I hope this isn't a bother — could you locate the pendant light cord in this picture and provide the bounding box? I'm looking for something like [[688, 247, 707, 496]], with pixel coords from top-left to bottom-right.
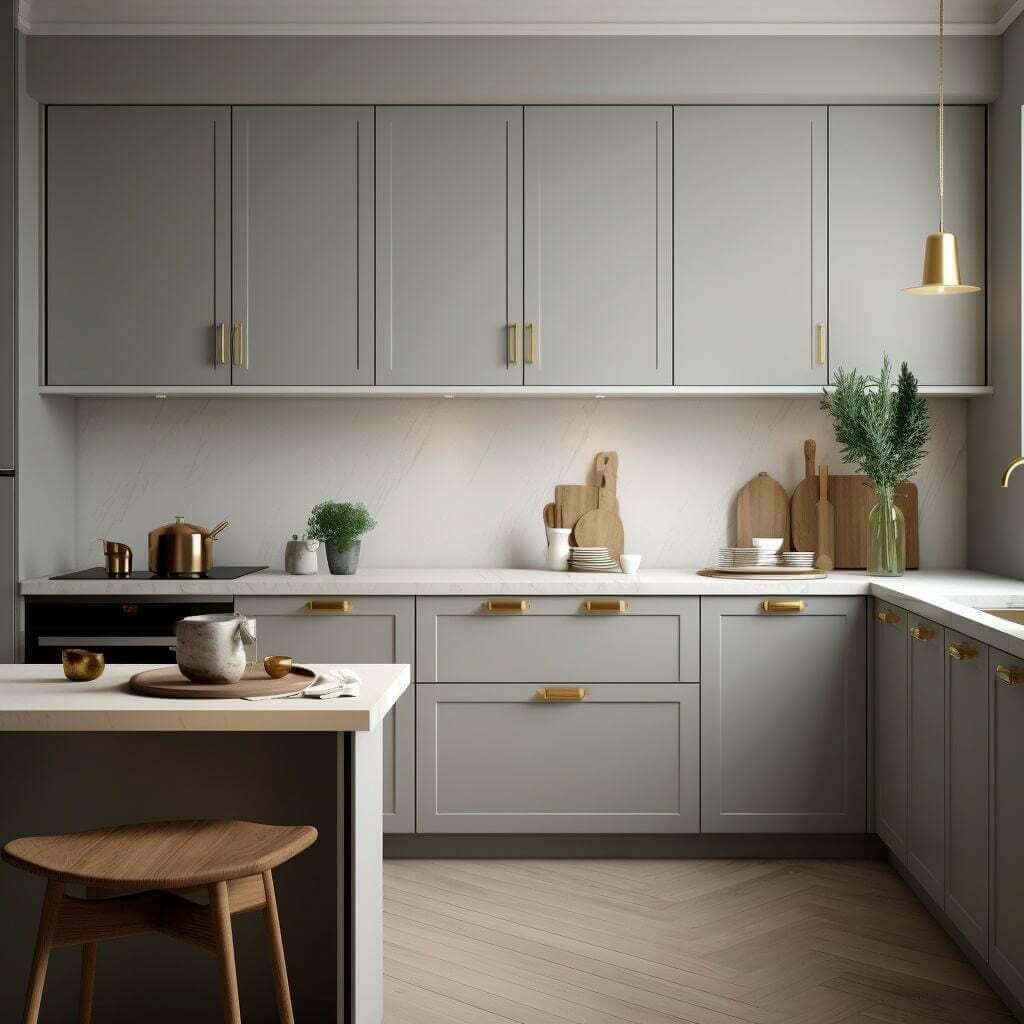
[[938, 0, 945, 232]]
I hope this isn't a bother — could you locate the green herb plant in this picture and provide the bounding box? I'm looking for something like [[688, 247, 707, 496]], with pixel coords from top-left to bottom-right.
[[306, 501, 377, 551]]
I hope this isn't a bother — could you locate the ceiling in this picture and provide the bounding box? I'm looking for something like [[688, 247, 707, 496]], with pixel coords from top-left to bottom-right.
[[17, 0, 1024, 35]]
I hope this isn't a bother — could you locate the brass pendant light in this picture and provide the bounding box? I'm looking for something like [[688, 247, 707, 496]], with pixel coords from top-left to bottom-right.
[[903, 0, 981, 295]]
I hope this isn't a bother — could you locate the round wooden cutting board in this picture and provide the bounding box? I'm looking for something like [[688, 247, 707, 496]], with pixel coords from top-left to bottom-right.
[[130, 665, 313, 700], [572, 508, 625, 560]]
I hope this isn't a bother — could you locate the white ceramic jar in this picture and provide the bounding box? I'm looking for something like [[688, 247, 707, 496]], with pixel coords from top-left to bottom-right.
[[175, 613, 257, 683]]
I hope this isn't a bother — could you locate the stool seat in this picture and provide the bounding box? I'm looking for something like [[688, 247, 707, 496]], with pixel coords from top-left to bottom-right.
[[2, 819, 317, 889]]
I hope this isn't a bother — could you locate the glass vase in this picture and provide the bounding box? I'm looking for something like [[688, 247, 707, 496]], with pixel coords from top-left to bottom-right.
[[867, 489, 906, 577]]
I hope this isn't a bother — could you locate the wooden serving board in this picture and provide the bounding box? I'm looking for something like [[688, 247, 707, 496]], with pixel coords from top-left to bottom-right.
[[789, 440, 817, 552], [736, 472, 789, 549], [831, 477, 919, 569], [572, 508, 625, 560], [555, 484, 599, 533], [130, 665, 314, 700]]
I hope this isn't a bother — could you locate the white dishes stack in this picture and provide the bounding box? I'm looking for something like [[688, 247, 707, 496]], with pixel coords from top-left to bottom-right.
[[782, 551, 817, 570], [569, 547, 621, 573], [716, 547, 759, 570]]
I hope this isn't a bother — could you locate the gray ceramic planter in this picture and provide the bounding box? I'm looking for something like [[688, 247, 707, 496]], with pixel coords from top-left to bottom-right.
[[325, 539, 361, 575]]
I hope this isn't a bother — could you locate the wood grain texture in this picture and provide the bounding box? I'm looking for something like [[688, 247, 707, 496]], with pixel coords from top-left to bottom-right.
[[78, 943, 97, 1024], [384, 859, 1014, 1024], [736, 472, 789, 549], [554, 484, 599, 534], [210, 881, 242, 1024], [572, 508, 625, 560], [831, 477, 919, 569], [790, 439, 818, 552], [816, 464, 835, 571], [22, 879, 63, 1024]]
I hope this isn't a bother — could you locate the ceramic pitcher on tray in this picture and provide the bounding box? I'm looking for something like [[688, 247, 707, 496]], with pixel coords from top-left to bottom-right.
[[175, 613, 257, 683]]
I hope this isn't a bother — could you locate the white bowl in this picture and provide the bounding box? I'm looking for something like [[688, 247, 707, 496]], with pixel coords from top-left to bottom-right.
[[619, 553, 642, 574], [752, 537, 784, 552]]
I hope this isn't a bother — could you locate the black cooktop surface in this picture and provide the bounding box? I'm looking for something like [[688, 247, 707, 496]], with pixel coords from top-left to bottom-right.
[[51, 566, 267, 581]]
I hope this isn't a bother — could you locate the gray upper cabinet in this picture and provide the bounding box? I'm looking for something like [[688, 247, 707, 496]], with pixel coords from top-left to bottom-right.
[[524, 106, 672, 386], [674, 107, 827, 386], [46, 106, 231, 386], [829, 106, 986, 386], [701, 596, 866, 833], [375, 106, 523, 386], [232, 107, 373, 386], [874, 602, 909, 855]]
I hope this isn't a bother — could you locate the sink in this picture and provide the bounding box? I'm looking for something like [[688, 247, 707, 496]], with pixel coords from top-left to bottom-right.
[[979, 608, 1024, 625]]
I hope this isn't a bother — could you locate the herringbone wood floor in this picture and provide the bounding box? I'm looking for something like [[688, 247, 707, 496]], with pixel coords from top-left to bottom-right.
[[383, 859, 1013, 1024]]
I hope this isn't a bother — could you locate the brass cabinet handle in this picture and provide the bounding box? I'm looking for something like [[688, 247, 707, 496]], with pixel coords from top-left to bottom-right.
[[215, 322, 228, 366], [947, 642, 979, 661], [995, 665, 1024, 686], [484, 600, 529, 614], [507, 323, 521, 365], [304, 600, 352, 615], [232, 321, 248, 369], [583, 600, 628, 614], [876, 609, 902, 625], [525, 322, 538, 365], [910, 625, 935, 642], [815, 323, 827, 366], [536, 687, 587, 702], [761, 600, 806, 615]]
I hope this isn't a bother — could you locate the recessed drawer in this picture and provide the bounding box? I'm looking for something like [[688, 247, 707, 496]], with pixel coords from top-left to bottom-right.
[[416, 683, 699, 833], [416, 596, 699, 682]]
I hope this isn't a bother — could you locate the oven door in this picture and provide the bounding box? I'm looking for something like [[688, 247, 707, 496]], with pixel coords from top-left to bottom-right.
[[32, 634, 179, 666]]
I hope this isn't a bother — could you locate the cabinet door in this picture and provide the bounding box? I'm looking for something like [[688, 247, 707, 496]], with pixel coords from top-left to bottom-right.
[[829, 106, 985, 385], [232, 107, 373, 386], [0, 478, 11, 663], [991, 647, 1024, 1001], [47, 106, 231, 386], [906, 615, 945, 904], [945, 635, 989, 958], [236, 596, 415, 834], [375, 106, 523, 386], [875, 602, 909, 855], [417, 683, 699, 833], [674, 107, 827, 385], [524, 106, 672, 386], [701, 596, 866, 833]]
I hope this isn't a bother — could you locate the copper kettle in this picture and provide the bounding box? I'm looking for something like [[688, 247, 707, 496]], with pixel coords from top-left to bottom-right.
[[148, 516, 230, 576]]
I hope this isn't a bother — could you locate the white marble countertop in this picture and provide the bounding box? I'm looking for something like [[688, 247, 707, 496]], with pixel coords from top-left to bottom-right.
[[0, 663, 410, 732]]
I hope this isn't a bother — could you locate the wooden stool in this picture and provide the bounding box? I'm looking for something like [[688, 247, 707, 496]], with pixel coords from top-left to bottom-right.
[[2, 819, 318, 1024]]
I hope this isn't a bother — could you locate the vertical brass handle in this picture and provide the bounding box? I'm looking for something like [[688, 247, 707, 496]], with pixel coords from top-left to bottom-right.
[[536, 687, 587, 702], [947, 643, 979, 661], [232, 321, 247, 369], [583, 600, 628, 614], [525, 322, 538, 365], [910, 625, 935, 642], [215, 322, 228, 366], [876, 609, 901, 625], [761, 600, 806, 614], [507, 323, 521, 365], [995, 665, 1024, 686], [304, 600, 353, 614], [815, 323, 827, 366], [484, 600, 529, 614]]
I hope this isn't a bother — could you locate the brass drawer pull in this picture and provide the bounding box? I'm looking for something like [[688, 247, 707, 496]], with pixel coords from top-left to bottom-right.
[[583, 600, 628, 614], [876, 609, 902, 625], [214, 322, 228, 365], [815, 322, 827, 366], [525, 322, 538, 365], [484, 600, 529, 614], [947, 643, 979, 661], [232, 321, 247, 369], [910, 625, 935, 642], [507, 323, 521, 365], [536, 687, 587, 702], [995, 665, 1024, 686], [761, 600, 806, 615], [304, 600, 352, 615]]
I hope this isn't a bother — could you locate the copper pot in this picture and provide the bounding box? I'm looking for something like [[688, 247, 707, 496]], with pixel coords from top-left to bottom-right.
[[147, 516, 230, 576]]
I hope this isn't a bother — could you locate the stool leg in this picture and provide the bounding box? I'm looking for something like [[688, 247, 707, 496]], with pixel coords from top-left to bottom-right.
[[261, 871, 295, 1024], [210, 881, 242, 1024], [78, 943, 98, 1024], [23, 879, 64, 1024]]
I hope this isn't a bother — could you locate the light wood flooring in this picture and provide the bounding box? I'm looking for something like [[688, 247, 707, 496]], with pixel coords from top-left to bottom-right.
[[383, 858, 1014, 1024]]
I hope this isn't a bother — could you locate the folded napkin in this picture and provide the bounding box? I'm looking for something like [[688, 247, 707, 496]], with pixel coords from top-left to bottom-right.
[[242, 666, 362, 701]]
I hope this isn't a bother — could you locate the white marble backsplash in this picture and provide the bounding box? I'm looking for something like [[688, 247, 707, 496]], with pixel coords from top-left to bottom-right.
[[73, 398, 968, 571]]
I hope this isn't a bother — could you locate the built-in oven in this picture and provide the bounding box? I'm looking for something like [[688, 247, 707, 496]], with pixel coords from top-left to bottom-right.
[[24, 597, 233, 665]]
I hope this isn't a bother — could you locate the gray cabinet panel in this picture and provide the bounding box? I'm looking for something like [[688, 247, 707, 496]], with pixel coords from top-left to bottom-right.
[[991, 646, 1024, 1002], [0, 479, 12, 664], [236, 596, 415, 833], [416, 596, 699, 683], [46, 106, 231, 386], [874, 602, 909, 856], [674, 106, 827, 385], [232, 107, 373, 386], [375, 106, 523, 386], [524, 106, 672, 386], [906, 615, 945, 905], [417, 683, 699, 833], [701, 596, 867, 834], [945, 634, 989, 958], [829, 106, 985, 385]]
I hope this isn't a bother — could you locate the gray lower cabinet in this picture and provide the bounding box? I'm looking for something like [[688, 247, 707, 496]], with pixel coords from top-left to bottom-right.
[[945, 632, 990, 957], [416, 596, 699, 683], [523, 106, 672, 386], [829, 106, 986, 386], [231, 107, 373, 385], [46, 106, 231, 386], [375, 106, 523, 386], [701, 596, 867, 833], [674, 106, 827, 385], [991, 646, 1024, 1003], [905, 615, 945, 904], [874, 602, 909, 855], [236, 596, 415, 833], [416, 683, 699, 833]]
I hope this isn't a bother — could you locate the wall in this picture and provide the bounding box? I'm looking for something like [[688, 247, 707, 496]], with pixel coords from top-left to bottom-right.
[[968, 15, 1023, 574], [74, 397, 968, 571]]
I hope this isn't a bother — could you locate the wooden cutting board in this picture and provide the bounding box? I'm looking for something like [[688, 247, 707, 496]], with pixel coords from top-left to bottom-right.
[[130, 665, 314, 699], [831, 476, 919, 569], [816, 464, 835, 571], [594, 451, 620, 514], [555, 484, 599, 532], [736, 472, 790, 549], [573, 508, 625, 560], [789, 440, 818, 552]]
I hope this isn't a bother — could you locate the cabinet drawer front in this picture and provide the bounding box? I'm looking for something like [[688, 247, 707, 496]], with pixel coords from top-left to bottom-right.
[[416, 597, 698, 682], [874, 600, 909, 854], [417, 684, 699, 833]]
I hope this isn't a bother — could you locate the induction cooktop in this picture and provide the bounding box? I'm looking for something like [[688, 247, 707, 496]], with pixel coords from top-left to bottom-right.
[[50, 566, 267, 581]]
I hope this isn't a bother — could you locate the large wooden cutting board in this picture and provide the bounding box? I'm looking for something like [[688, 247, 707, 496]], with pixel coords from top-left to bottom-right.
[[736, 472, 789, 549], [555, 484, 599, 533], [130, 665, 313, 699], [573, 508, 625, 560], [831, 476, 919, 569], [789, 440, 818, 552]]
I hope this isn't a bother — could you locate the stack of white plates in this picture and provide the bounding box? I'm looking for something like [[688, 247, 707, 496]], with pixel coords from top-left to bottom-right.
[[782, 551, 817, 569], [569, 547, 621, 572], [716, 547, 758, 569]]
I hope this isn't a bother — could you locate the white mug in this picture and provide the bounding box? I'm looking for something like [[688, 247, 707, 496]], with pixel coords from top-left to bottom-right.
[[619, 553, 642, 575], [176, 613, 257, 683]]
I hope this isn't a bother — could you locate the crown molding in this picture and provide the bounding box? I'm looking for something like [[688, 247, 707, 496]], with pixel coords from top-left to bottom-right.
[[995, 0, 1024, 31]]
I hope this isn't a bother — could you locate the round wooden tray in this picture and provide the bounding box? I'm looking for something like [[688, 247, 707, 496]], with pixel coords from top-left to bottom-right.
[[129, 665, 313, 700]]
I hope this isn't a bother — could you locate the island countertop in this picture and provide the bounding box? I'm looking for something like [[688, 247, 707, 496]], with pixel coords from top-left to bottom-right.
[[0, 663, 410, 732]]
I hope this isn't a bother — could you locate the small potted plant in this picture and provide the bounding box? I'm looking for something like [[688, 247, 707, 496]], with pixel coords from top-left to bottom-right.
[[820, 356, 929, 577], [306, 501, 377, 575]]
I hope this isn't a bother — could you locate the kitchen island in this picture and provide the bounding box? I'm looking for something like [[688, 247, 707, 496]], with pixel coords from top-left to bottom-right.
[[0, 663, 410, 1024]]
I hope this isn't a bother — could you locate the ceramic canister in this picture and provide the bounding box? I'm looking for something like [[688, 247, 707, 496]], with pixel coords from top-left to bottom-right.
[[175, 613, 257, 683], [285, 536, 320, 575]]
